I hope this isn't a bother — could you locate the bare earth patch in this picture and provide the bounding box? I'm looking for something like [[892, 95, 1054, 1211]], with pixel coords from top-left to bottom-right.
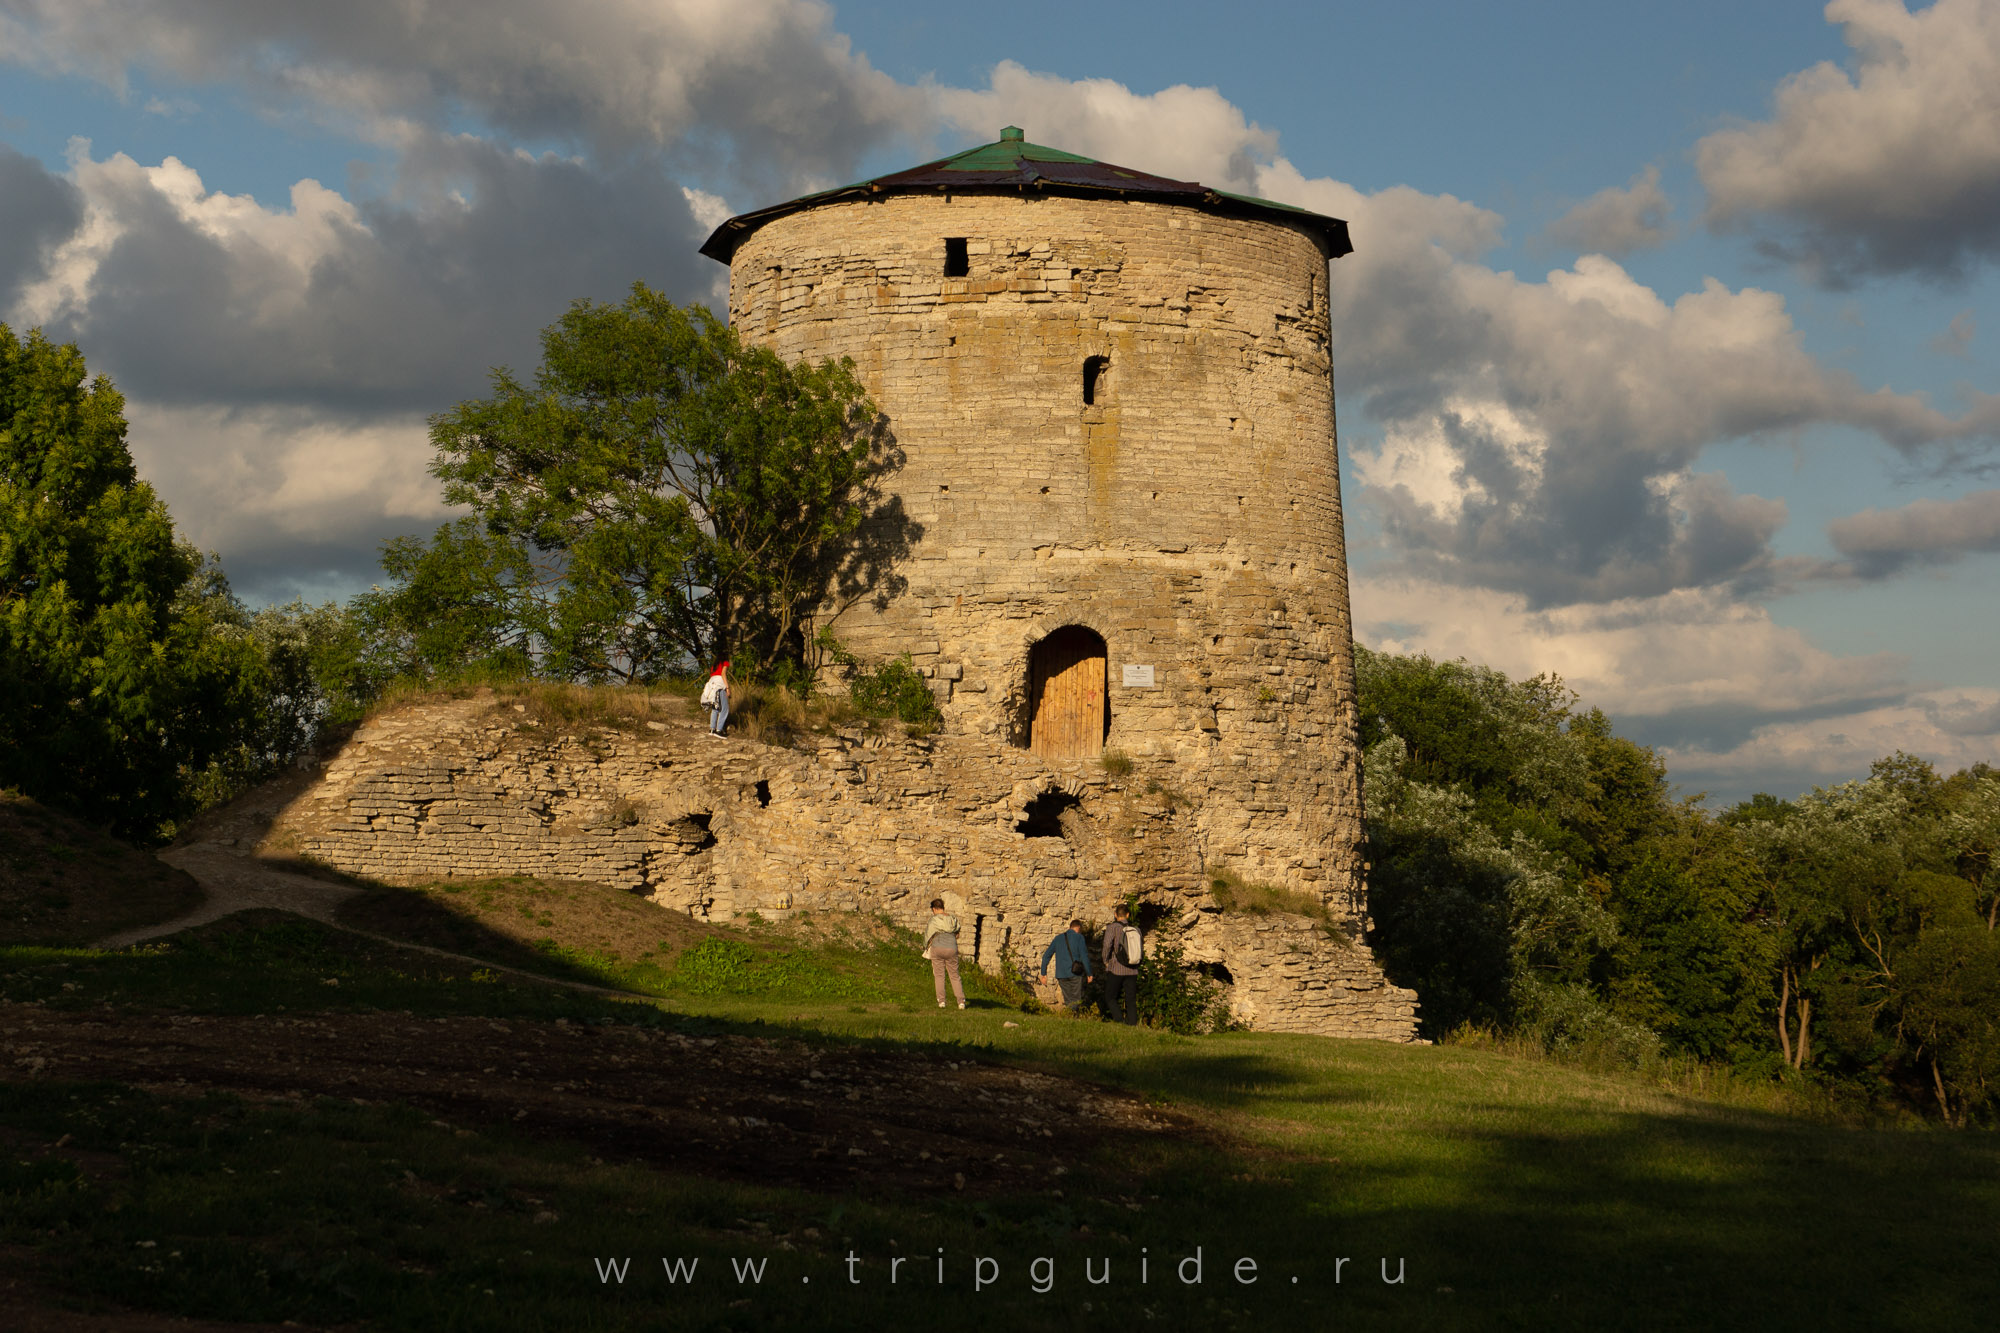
[[0, 1003, 1188, 1198]]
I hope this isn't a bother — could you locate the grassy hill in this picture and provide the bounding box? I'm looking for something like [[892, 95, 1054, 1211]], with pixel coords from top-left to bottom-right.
[[3, 885, 1996, 1330], [0, 789, 201, 947]]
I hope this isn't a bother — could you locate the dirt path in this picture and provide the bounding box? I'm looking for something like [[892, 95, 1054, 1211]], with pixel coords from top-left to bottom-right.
[[92, 846, 639, 1002], [93, 844, 363, 948]]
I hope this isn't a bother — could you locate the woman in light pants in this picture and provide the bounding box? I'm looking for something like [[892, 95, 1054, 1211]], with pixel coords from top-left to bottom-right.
[[923, 897, 966, 1009]]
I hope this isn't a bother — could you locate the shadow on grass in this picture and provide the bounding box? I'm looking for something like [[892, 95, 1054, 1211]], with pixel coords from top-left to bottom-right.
[[4, 916, 2000, 1329]]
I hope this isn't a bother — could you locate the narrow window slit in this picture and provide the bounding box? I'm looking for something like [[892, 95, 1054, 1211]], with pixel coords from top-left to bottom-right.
[[944, 237, 969, 277], [1083, 355, 1109, 405]]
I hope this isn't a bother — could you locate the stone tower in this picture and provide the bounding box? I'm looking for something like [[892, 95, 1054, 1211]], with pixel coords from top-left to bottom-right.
[[701, 128, 1367, 918]]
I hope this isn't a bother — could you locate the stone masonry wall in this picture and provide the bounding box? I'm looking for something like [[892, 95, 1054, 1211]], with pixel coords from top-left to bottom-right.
[[264, 695, 1417, 1042], [724, 193, 1367, 915]]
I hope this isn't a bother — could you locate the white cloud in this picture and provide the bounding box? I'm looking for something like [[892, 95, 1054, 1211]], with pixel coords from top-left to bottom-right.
[[10, 136, 714, 412], [1350, 573, 1948, 800], [0, 0, 927, 194], [1352, 575, 1904, 726], [125, 401, 451, 601], [1661, 688, 2000, 796], [1696, 0, 2000, 285], [1540, 166, 1671, 256], [931, 60, 1278, 190]]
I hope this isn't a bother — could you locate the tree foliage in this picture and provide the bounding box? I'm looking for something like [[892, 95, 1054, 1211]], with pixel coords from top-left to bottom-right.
[[0, 325, 266, 840], [1359, 641, 2000, 1124], [365, 285, 910, 683]]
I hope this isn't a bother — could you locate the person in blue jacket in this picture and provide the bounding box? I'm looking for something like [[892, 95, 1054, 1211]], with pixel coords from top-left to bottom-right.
[[1039, 919, 1095, 1012]]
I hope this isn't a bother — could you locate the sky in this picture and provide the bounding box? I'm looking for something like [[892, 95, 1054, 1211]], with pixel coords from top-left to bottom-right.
[[2, 0, 1997, 803]]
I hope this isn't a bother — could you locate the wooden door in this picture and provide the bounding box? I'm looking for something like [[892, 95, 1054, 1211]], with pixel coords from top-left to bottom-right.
[[1029, 627, 1107, 761]]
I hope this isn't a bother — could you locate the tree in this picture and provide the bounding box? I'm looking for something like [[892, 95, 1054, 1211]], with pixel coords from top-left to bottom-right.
[[1, 325, 266, 839], [381, 284, 907, 683]]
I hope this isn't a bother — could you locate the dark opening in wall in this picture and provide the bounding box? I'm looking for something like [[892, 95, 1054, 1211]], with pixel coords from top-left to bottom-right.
[[1017, 790, 1081, 838], [754, 780, 771, 808], [672, 811, 717, 852], [1196, 961, 1235, 987], [944, 237, 969, 278], [1083, 355, 1109, 405]]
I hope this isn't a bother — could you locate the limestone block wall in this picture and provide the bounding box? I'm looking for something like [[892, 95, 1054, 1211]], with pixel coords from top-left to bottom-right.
[[266, 695, 1416, 1042], [723, 193, 1365, 912]]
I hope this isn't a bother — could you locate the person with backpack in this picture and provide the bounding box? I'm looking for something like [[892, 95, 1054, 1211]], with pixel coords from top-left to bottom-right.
[[1039, 919, 1095, 1012], [699, 660, 730, 738], [922, 897, 967, 1010], [1101, 904, 1141, 1025]]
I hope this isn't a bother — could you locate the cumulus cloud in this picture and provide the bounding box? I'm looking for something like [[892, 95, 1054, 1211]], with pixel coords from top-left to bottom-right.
[[1352, 575, 1906, 737], [1349, 573, 1952, 801], [931, 61, 1278, 190], [1696, 0, 2000, 286], [1540, 166, 1671, 256], [1252, 164, 2000, 603], [123, 401, 450, 603], [0, 0, 924, 195], [1827, 488, 2000, 576], [1660, 688, 2000, 798], [10, 135, 714, 413], [0, 144, 81, 308]]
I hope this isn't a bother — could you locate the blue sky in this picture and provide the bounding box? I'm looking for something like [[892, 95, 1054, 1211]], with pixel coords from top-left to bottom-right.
[[2, 0, 1996, 801]]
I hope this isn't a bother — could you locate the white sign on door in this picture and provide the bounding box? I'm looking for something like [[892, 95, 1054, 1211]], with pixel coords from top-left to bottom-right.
[[1121, 664, 1156, 688]]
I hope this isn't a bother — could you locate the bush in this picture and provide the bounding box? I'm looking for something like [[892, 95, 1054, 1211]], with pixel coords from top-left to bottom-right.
[[848, 654, 943, 729], [1135, 927, 1234, 1035], [1205, 868, 1341, 932]]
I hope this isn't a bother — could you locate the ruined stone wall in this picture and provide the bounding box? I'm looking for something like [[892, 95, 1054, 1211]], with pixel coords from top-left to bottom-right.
[[264, 696, 1416, 1042], [724, 194, 1364, 907]]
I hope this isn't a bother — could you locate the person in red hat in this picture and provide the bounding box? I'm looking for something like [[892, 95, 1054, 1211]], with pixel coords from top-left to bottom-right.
[[699, 660, 731, 738]]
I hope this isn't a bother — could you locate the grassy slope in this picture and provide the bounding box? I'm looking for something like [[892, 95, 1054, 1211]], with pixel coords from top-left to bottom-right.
[[2, 905, 1996, 1331], [0, 789, 202, 946]]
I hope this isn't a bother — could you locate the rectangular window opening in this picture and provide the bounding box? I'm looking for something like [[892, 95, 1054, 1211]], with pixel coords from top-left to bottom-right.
[[1083, 355, 1109, 406], [944, 237, 969, 278]]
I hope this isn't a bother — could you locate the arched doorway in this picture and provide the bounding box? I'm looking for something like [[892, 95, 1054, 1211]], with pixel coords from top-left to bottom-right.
[[1028, 626, 1107, 760]]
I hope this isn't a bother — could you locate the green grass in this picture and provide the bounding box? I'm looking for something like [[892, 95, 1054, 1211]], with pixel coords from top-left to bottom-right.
[[4, 915, 1998, 1330]]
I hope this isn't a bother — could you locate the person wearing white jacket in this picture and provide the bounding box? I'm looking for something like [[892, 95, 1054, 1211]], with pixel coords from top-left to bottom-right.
[[698, 660, 730, 737]]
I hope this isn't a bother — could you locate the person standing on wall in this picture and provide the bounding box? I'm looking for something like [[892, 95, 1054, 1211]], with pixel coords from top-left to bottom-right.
[[700, 660, 731, 738], [923, 897, 967, 1010], [1039, 919, 1095, 1013], [1101, 904, 1141, 1026]]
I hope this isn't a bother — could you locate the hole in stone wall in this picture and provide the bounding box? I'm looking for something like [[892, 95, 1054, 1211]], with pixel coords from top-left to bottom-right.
[[671, 811, 717, 852], [754, 780, 771, 808], [1016, 790, 1081, 838], [1083, 355, 1109, 405], [1196, 961, 1236, 986], [944, 237, 969, 277]]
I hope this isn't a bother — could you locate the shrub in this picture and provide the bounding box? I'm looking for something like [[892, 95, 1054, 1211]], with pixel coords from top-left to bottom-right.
[[848, 654, 943, 730], [1099, 748, 1134, 777], [1135, 925, 1235, 1035], [1205, 867, 1341, 932]]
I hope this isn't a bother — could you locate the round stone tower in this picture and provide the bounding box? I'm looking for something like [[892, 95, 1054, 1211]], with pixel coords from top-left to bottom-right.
[[701, 128, 1366, 913]]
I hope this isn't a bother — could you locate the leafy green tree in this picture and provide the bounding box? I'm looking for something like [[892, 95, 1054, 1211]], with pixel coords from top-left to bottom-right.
[[1599, 815, 1776, 1064], [0, 325, 265, 839], [384, 284, 903, 683], [1735, 778, 1906, 1071]]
